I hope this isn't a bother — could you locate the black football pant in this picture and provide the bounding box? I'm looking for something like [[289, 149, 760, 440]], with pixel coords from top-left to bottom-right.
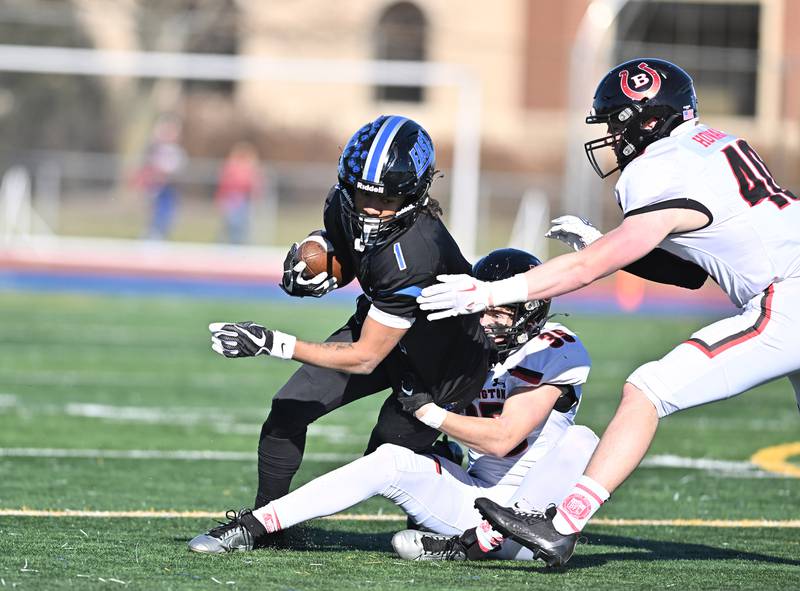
[[254, 314, 440, 508]]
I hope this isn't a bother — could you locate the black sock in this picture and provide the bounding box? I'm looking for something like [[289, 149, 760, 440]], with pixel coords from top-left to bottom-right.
[[255, 432, 306, 508], [460, 527, 489, 561]]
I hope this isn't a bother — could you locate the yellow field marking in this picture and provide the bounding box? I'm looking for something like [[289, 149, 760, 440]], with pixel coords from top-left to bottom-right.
[[1, 509, 798, 527], [750, 442, 800, 477]]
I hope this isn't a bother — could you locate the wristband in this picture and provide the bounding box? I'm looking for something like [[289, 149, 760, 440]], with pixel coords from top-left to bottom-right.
[[488, 273, 529, 307], [417, 404, 447, 429], [271, 330, 297, 360]]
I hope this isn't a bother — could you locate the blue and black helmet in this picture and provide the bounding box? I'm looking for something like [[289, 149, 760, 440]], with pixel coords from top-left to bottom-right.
[[337, 115, 436, 251]]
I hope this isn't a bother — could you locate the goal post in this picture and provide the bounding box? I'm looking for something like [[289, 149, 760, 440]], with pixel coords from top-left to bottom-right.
[[0, 44, 483, 257]]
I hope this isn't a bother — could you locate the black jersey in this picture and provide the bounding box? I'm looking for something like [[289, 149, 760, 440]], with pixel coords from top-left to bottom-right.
[[323, 186, 492, 410]]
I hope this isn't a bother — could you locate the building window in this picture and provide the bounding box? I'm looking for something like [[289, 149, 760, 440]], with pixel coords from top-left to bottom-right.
[[615, 1, 760, 116], [374, 2, 427, 103]]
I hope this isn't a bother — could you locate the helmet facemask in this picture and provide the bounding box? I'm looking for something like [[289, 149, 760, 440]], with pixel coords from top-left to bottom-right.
[[585, 103, 684, 178], [483, 299, 550, 362], [338, 185, 429, 252]]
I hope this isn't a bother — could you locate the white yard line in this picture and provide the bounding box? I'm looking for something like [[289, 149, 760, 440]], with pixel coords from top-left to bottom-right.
[[0, 398, 361, 443], [0, 447, 785, 476], [639, 454, 783, 477], [0, 447, 355, 462], [0, 508, 797, 528]]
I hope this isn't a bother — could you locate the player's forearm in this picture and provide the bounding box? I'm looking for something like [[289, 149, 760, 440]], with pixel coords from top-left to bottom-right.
[[436, 412, 519, 457], [520, 251, 599, 301], [292, 340, 383, 374], [511, 230, 653, 302]]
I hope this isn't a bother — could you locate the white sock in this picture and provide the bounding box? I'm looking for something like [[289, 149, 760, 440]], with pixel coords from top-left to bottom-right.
[[474, 519, 505, 552], [252, 503, 283, 533], [551, 475, 610, 535]]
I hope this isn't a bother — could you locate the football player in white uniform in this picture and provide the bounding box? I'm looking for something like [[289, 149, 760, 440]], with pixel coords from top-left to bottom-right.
[[417, 58, 800, 567], [188, 249, 598, 560]]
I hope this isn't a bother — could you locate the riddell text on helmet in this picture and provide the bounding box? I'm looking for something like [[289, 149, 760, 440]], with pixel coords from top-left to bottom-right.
[[356, 180, 384, 193]]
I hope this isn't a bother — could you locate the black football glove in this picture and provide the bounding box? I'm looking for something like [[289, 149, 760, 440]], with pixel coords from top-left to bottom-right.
[[396, 376, 434, 414], [280, 240, 338, 298], [209, 322, 295, 359]]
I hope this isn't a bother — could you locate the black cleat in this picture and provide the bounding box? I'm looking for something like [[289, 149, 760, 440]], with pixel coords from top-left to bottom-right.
[[188, 508, 269, 554], [474, 498, 578, 567]]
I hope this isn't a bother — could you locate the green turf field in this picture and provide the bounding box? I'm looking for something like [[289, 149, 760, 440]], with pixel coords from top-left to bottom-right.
[[1, 291, 798, 590]]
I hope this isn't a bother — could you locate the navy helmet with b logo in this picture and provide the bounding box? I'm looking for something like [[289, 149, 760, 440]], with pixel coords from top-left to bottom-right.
[[337, 115, 436, 251], [585, 58, 698, 178]]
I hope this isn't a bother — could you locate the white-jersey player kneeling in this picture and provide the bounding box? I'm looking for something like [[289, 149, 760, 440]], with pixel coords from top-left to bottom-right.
[[188, 248, 598, 561]]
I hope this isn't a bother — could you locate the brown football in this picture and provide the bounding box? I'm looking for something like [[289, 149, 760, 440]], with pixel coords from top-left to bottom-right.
[[298, 236, 344, 283]]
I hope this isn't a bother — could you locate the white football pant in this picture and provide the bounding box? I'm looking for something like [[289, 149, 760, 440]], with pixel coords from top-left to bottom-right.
[[628, 277, 800, 417], [265, 424, 598, 560]]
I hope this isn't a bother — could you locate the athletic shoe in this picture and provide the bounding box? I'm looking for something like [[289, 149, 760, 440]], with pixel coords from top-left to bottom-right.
[[391, 530, 469, 561], [474, 499, 577, 567], [188, 508, 268, 554]]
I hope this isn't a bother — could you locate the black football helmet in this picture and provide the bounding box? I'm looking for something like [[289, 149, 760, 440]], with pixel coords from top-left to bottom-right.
[[337, 115, 436, 251], [473, 248, 551, 361], [585, 58, 698, 178]]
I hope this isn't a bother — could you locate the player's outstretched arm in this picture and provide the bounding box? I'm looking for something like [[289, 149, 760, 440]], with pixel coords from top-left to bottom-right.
[[208, 315, 407, 375], [418, 209, 691, 321]]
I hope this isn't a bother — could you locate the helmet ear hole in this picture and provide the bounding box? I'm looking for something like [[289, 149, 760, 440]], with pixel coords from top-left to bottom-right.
[[641, 117, 659, 131]]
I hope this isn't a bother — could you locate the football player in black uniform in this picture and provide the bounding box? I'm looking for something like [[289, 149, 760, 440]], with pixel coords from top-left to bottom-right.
[[202, 115, 492, 518]]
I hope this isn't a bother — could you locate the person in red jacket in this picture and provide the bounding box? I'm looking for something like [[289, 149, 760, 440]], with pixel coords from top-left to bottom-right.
[[215, 141, 262, 244]]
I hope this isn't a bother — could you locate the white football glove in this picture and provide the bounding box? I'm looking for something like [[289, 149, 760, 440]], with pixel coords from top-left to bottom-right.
[[416, 274, 492, 321], [209, 321, 296, 360], [545, 215, 603, 251]]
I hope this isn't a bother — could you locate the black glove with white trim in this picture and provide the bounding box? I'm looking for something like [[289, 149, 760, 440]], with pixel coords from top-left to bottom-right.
[[209, 321, 296, 360], [280, 240, 338, 298]]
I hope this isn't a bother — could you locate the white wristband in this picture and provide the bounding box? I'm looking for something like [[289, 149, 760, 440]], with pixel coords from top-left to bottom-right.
[[418, 404, 447, 429], [271, 330, 297, 360], [488, 273, 529, 307]]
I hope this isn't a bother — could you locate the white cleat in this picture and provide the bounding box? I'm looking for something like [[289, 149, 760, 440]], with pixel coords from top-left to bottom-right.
[[187, 509, 265, 554], [391, 529, 468, 561]]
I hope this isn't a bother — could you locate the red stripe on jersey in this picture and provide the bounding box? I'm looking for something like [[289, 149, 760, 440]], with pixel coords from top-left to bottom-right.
[[684, 285, 773, 359], [509, 367, 543, 385]]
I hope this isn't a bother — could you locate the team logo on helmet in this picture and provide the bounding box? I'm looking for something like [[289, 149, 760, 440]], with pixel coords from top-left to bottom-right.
[[619, 62, 662, 101]]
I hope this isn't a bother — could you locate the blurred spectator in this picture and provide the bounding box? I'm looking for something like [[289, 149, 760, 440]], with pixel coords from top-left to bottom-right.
[[215, 141, 262, 244], [134, 115, 186, 240]]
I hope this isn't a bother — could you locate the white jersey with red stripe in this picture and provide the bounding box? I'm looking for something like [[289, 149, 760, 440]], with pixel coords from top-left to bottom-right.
[[615, 121, 800, 308], [465, 321, 591, 487]]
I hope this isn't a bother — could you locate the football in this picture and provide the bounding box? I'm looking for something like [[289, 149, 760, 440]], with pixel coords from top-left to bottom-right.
[[298, 235, 344, 283]]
